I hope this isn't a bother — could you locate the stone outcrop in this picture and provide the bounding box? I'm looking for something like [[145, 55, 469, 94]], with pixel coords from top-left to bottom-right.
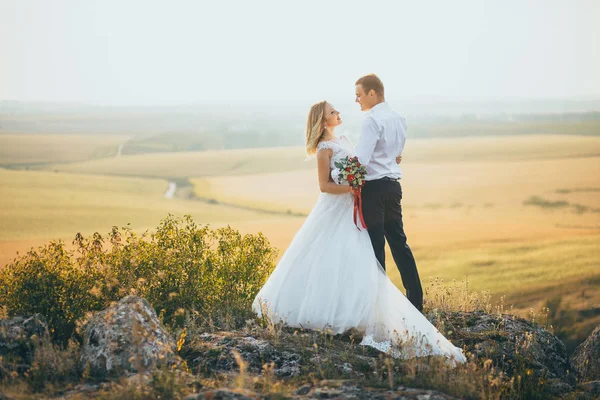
[[429, 310, 577, 389], [184, 383, 458, 400], [184, 332, 303, 378], [572, 325, 600, 382], [4, 297, 597, 398], [0, 314, 48, 375], [79, 295, 178, 376]]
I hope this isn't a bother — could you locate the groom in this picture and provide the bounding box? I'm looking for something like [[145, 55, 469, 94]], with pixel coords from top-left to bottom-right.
[[354, 74, 424, 312]]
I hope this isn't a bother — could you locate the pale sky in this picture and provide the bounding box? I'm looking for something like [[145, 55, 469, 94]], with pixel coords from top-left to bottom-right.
[[1, 0, 599, 106]]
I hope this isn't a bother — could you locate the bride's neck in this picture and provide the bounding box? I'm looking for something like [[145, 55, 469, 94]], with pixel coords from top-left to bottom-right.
[[321, 127, 335, 141]]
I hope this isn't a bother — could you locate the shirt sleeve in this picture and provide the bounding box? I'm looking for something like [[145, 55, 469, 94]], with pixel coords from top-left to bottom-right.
[[355, 116, 380, 167]]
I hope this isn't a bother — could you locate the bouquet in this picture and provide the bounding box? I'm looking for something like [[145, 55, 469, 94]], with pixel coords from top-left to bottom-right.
[[333, 156, 368, 230], [334, 156, 367, 190]]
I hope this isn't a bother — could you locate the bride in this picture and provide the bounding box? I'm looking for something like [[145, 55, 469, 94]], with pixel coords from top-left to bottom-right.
[[252, 101, 466, 364]]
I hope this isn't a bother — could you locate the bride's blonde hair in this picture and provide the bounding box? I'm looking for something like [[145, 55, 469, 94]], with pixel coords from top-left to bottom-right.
[[305, 101, 327, 155]]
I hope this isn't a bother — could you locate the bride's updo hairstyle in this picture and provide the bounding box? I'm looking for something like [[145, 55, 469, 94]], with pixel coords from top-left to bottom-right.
[[305, 100, 327, 156]]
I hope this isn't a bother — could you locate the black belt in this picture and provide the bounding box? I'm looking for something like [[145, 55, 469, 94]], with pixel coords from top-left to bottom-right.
[[370, 177, 399, 183]]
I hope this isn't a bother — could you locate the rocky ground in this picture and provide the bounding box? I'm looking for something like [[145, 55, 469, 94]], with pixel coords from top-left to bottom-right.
[[1, 296, 599, 399]]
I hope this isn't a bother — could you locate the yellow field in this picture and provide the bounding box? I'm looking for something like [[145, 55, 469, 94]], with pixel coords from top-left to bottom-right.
[[190, 136, 600, 241], [0, 133, 129, 165], [0, 168, 265, 265], [40, 134, 600, 178], [1, 133, 599, 343], [40, 146, 313, 178], [182, 135, 600, 339]]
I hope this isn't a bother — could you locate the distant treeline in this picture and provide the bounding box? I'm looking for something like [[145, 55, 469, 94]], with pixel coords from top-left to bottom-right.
[[1, 105, 599, 153]]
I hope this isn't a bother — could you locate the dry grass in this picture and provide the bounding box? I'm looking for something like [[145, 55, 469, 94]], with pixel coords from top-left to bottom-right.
[[1, 133, 599, 347], [0, 169, 263, 243], [403, 133, 600, 162], [191, 135, 600, 348], [38, 134, 600, 178], [213, 155, 600, 250], [0, 133, 129, 166], [412, 235, 600, 310], [190, 174, 318, 215], [413, 120, 600, 140], [2, 130, 598, 399], [188, 135, 600, 221], [40, 145, 314, 178]]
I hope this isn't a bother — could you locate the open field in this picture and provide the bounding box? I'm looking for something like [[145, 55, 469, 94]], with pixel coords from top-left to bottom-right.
[[417, 234, 600, 350], [4, 134, 599, 265], [40, 146, 313, 178], [41, 134, 600, 179], [413, 119, 600, 138], [189, 135, 600, 219], [182, 134, 600, 348], [0, 168, 266, 264], [0, 133, 130, 166], [1, 132, 599, 349]]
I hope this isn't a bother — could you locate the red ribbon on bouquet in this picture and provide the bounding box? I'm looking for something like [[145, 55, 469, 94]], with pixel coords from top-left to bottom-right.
[[352, 188, 368, 231]]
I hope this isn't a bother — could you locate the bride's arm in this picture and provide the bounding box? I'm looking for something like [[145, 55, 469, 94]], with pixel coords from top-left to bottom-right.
[[317, 149, 352, 194]]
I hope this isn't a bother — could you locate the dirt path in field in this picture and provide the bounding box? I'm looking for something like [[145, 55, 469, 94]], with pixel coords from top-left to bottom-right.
[[175, 181, 308, 218], [164, 181, 176, 198], [116, 142, 124, 157]]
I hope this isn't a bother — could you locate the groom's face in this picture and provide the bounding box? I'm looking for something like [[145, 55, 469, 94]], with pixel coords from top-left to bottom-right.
[[355, 84, 375, 111]]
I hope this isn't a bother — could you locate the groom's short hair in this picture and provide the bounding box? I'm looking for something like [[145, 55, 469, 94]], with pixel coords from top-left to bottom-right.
[[355, 74, 385, 98]]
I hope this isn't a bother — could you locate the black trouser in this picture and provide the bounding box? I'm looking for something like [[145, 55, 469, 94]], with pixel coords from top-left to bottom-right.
[[361, 178, 423, 311]]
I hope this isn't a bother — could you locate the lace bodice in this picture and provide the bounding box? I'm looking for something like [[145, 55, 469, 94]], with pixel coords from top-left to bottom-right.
[[316, 135, 355, 184]]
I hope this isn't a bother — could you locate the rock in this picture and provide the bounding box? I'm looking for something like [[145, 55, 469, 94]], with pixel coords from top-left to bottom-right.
[[429, 311, 576, 388], [184, 385, 455, 400], [185, 389, 264, 399], [185, 332, 302, 378], [580, 380, 600, 394], [546, 379, 575, 397], [340, 362, 353, 374], [572, 325, 600, 382], [79, 296, 178, 377], [295, 384, 312, 395], [60, 382, 104, 399], [295, 382, 456, 399], [0, 314, 48, 374]]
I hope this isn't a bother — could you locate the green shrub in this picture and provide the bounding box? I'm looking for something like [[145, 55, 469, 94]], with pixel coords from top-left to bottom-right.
[[0, 214, 277, 344]]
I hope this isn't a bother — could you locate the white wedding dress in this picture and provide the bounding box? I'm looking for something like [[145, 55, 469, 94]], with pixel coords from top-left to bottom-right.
[[252, 135, 466, 364]]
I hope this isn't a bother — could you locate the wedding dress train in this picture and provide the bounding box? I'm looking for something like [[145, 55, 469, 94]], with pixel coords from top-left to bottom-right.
[[252, 135, 466, 364]]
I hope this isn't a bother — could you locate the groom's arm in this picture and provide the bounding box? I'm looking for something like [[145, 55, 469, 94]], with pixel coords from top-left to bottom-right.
[[355, 117, 380, 167]]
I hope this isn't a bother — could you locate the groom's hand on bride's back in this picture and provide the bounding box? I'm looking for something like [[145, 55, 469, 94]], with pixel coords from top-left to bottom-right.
[[396, 155, 402, 164]]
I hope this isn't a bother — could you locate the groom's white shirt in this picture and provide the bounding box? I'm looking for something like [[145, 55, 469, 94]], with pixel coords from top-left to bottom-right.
[[355, 101, 406, 181]]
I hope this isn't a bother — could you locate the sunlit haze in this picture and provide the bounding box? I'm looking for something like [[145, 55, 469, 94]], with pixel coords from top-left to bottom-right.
[[1, 0, 599, 108]]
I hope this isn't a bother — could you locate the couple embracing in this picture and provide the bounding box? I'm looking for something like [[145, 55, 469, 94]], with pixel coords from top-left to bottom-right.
[[252, 74, 466, 364]]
